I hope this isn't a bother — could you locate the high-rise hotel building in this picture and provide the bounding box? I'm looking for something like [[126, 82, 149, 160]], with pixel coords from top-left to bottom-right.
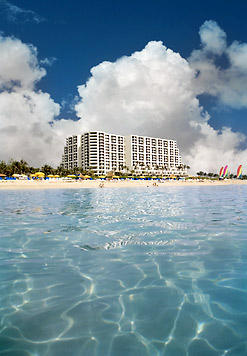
[[62, 131, 125, 175], [62, 135, 81, 169], [125, 135, 183, 174], [62, 131, 187, 176]]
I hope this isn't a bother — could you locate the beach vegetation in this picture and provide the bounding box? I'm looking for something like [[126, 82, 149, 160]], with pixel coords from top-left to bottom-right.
[[0, 159, 95, 178], [1, 159, 246, 180]]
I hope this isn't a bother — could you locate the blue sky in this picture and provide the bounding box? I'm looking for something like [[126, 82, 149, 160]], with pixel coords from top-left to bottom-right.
[[1, 0, 246, 125], [1, 0, 247, 172]]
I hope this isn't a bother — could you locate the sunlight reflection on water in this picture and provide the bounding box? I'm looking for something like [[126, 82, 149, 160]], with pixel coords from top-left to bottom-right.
[[0, 186, 247, 355]]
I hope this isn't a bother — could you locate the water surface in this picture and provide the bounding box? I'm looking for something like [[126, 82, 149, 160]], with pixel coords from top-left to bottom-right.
[[0, 186, 247, 355]]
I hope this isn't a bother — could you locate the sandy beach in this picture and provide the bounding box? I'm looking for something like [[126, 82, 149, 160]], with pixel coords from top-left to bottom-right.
[[0, 178, 247, 190]]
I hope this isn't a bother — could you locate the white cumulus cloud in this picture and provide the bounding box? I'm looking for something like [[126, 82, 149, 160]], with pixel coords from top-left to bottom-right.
[[190, 20, 247, 109], [1, 21, 247, 174], [199, 20, 227, 55], [75, 27, 247, 174], [0, 35, 63, 167]]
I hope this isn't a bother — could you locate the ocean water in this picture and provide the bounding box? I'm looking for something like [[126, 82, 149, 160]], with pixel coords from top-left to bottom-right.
[[0, 185, 247, 356]]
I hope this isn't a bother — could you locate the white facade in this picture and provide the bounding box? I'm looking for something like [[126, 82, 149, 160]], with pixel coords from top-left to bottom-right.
[[62, 135, 81, 170], [125, 135, 185, 176], [62, 131, 125, 175], [62, 131, 187, 176]]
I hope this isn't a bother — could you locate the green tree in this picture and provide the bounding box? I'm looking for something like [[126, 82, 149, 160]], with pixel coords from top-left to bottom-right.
[[19, 159, 29, 174], [0, 160, 8, 175], [9, 159, 21, 175], [41, 164, 54, 176], [55, 164, 67, 177]]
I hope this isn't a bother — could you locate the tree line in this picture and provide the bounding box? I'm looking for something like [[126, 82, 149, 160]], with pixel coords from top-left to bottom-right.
[[4, 160, 244, 179], [0, 159, 94, 177], [0, 159, 190, 178]]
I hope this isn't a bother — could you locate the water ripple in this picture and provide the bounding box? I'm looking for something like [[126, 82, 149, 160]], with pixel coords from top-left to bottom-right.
[[0, 186, 247, 355]]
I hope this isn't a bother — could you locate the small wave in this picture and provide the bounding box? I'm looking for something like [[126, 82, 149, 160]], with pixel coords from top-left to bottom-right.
[[77, 239, 200, 251]]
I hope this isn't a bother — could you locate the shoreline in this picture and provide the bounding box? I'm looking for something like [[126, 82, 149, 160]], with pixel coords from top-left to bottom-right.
[[0, 179, 247, 190]]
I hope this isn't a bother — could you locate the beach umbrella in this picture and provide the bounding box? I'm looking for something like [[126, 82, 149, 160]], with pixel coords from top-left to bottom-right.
[[12, 174, 19, 177], [67, 174, 76, 178], [112, 175, 119, 179], [47, 174, 54, 178], [99, 175, 106, 179], [54, 175, 60, 178], [83, 175, 91, 179], [139, 176, 146, 179], [35, 172, 45, 180], [0, 173, 6, 177]]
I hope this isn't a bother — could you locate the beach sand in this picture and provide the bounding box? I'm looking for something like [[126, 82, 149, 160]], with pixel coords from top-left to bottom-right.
[[0, 179, 247, 190]]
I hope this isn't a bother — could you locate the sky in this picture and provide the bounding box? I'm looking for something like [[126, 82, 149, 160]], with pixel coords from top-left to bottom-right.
[[1, 0, 247, 173]]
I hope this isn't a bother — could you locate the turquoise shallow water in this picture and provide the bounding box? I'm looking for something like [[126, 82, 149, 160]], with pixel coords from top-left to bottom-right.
[[0, 186, 247, 356]]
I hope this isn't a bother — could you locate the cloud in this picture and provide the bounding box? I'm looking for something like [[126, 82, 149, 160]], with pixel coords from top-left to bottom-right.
[[0, 35, 63, 167], [74, 33, 247, 174], [40, 57, 57, 67], [75, 41, 200, 145], [1, 21, 247, 173], [0, 36, 46, 90], [190, 20, 247, 109], [0, 0, 44, 23], [199, 20, 227, 55]]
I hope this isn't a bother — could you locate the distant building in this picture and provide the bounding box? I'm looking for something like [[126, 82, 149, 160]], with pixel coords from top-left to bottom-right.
[[62, 131, 125, 175], [62, 135, 81, 170], [62, 131, 187, 176], [125, 134, 184, 176]]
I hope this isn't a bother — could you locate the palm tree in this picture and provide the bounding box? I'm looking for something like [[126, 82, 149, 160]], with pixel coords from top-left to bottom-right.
[[9, 160, 21, 175], [55, 165, 66, 177], [0, 160, 8, 175], [177, 164, 184, 177], [41, 164, 54, 176], [19, 159, 29, 174]]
